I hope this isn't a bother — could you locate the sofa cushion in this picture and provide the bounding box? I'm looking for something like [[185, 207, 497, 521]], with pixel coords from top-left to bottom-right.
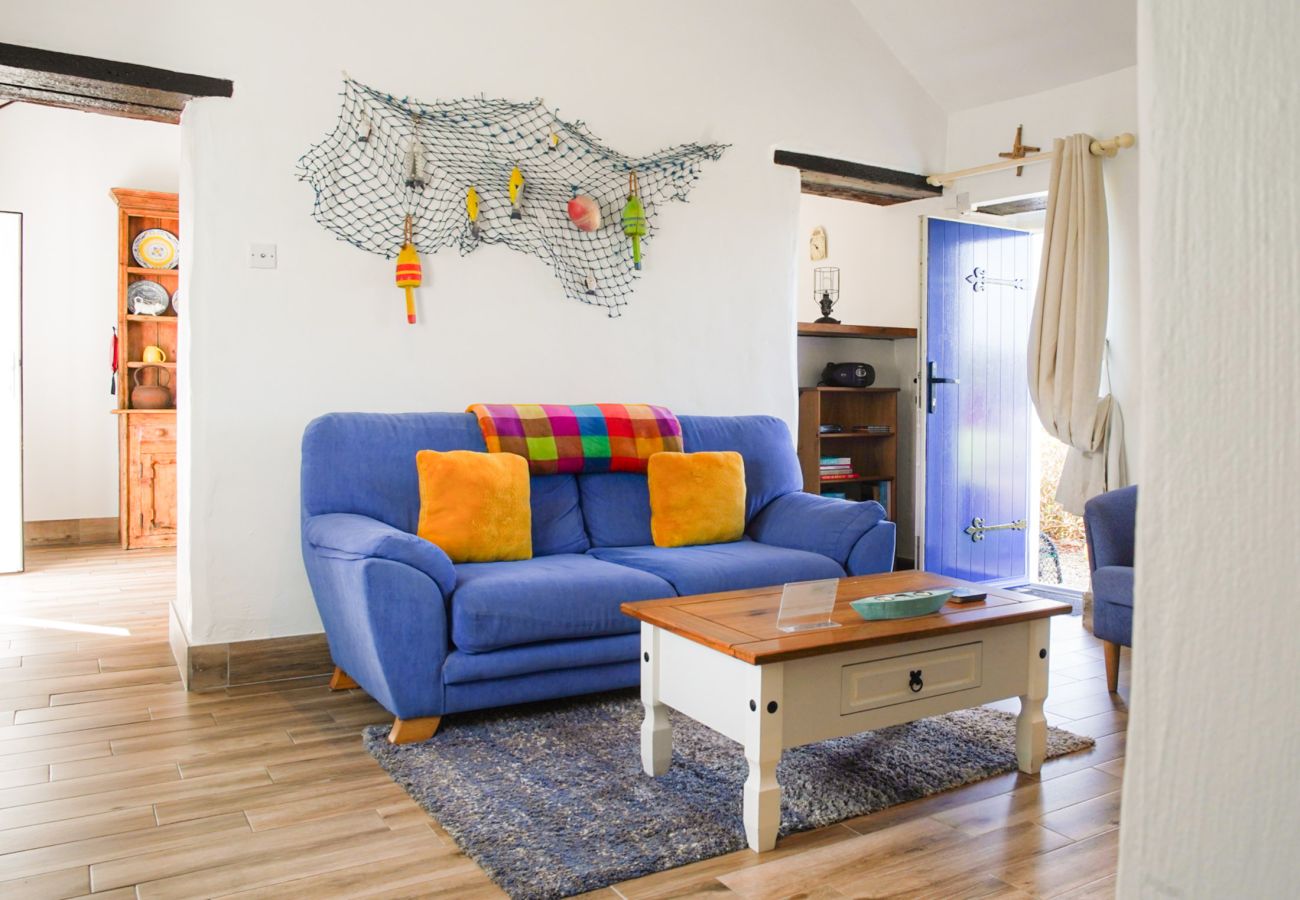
[[450, 554, 673, 653], [578, 415, 804, 548], [302, 412, 485, 532], [587, 538, 844, 596], [648, 451, 746, 547], [578, 473, 653, 547], [442, 633, 638, 684], [1092, 565, 1135, 609], [417, 450, 532, 563], [530, 475, 590, 556], [679, 415, 803, 521]]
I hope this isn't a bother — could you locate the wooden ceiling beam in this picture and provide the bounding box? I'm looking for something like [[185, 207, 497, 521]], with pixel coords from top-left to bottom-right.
[[0, 43, 232, 124], [975, 195, 1049, 216], [774, 150, 943, 206]]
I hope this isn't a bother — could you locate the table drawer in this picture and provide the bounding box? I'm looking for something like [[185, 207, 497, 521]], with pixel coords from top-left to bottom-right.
[[840, 642, 983, 714]]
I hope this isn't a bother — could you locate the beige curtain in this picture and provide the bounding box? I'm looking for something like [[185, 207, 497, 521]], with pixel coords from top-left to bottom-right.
[[1029, 134, 1127, 514]]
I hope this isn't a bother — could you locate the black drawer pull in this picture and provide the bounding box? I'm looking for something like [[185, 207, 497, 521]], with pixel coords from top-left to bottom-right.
[[909, 669, 923, 692]]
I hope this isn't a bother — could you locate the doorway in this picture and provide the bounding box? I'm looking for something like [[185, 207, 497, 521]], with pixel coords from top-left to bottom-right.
[[0, 104, 180, 564], [0, 44, 227, 584], [1034, 422, 1090, 591], [0, 212, 20, 573]]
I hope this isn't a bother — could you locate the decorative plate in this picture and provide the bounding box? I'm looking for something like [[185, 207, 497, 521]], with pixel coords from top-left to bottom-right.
[[132, 229, 179, 269], [127, 280, 170, 316], [849, 589, 954, 621], [169, 288, 181, 314]]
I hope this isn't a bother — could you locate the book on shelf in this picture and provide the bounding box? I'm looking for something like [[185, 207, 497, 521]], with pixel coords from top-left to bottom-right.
[[822, 491, 848, 500], [819, 456, 851, 465], [861, 480, 890, 510], [820, 472, 859, 481], [819, 466, 853, 475]]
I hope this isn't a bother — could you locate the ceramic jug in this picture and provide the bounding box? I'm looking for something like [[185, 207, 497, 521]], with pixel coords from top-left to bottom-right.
[[131, 365, 172, 410]]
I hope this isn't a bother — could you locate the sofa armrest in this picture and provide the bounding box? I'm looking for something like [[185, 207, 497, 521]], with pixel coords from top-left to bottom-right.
[[304, 513, 456, 597], [846, 519, 896, 575], [748, 492, 887, 568], [1083, 485, 1137, 571], [302, 522, 453, 720]]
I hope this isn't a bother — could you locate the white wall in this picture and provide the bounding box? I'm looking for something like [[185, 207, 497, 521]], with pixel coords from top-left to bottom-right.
[[944, 67, 1141, 480], [795, 194, 922, 329], [0, 0, 946, 641], [1119, 3, 1299, 896], [0, 104, 179, 522]]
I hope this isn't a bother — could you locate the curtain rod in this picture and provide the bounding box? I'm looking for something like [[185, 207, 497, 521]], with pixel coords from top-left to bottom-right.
[[926, 133, 1135, 187]]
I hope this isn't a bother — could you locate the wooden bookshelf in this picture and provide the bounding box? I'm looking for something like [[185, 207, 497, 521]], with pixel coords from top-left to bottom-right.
[[111, 188, 179, 550], [797, 386, 900, 519]]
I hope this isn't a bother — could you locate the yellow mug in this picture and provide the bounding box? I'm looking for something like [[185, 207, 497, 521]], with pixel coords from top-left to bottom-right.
[[142, 345, 167, 363]]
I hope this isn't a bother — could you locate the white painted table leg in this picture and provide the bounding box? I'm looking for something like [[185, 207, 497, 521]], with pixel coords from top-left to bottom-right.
[[742, 662, 784, 852], [1017, 618, 1050, 774], [640, 623, 672, 776]]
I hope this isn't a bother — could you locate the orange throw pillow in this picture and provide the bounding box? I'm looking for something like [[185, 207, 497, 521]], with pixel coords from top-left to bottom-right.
[[647, 451, 746, 548], [416, 450, 532, 563]]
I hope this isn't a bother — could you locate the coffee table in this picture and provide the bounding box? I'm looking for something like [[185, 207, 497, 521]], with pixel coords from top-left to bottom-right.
[[620, 571, 1071, 852]]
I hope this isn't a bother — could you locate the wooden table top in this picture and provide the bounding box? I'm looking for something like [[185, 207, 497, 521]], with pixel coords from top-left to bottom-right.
[[620, 570, 1072, 665]]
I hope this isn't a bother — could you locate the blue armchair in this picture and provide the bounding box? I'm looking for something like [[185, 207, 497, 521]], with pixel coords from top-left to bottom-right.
[[1083, 485, 1136, 692]]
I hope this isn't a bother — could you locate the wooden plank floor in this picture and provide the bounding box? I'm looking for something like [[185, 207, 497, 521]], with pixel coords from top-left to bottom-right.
[[0, 546, 1126, 899]]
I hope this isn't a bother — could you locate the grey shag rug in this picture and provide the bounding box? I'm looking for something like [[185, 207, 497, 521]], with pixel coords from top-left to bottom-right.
[[364, 691, 1092, 899]]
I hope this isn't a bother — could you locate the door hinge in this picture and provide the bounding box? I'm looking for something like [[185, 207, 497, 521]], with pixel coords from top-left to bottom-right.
[[965, 517, 1028, 542], [965, 267, 1025, 291]]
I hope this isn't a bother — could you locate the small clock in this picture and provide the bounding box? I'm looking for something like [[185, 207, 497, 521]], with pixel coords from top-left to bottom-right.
[[810, 226, 828, 261]]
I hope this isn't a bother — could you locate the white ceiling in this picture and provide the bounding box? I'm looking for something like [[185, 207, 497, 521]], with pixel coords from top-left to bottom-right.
[[851, 0, 1136, 113]]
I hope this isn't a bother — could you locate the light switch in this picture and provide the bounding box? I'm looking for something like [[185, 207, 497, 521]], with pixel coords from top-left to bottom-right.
[[249, 243, 277, 269]]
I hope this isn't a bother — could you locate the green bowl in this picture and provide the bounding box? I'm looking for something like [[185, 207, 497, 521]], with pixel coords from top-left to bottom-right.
[[849, 589, 954, 621]]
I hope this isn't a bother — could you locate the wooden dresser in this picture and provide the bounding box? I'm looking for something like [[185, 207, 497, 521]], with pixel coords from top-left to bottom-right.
[[111, 189, 179, 549]]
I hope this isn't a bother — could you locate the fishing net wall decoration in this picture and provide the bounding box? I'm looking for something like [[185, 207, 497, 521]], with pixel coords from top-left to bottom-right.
[[296, 77, 728, 317]]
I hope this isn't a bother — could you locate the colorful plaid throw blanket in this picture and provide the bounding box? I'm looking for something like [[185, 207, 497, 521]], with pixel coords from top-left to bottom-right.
[[467, 403, 683, 474]]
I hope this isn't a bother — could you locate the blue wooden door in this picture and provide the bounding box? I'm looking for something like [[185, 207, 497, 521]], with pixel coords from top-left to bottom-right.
[[923, 218, 1032, 582]]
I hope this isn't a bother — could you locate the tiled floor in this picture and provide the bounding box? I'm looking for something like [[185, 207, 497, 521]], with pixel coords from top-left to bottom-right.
[[0, 546, 1126, 898]]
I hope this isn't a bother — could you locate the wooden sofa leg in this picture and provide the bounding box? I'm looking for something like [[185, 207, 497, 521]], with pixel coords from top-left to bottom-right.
[[389, 716, 442, 744], [329, 667, 359, 691], [1103, 641, 1121, 693]]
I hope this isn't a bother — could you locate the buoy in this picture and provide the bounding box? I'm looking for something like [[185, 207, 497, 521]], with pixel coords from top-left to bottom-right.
[[567, 192, 601, 232], [508, 167, 525, 220], [621, 171, 647, 270], [395, 216, 421, 324], [466, 186, 481, 238]]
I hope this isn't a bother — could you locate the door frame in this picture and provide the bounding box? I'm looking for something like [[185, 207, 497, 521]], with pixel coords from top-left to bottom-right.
[[913, 214, 1038, 581], [1, 210, 22, 574]]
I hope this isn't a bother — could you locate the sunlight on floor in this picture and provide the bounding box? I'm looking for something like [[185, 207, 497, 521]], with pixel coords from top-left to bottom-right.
[[0, 614, 131, 636]]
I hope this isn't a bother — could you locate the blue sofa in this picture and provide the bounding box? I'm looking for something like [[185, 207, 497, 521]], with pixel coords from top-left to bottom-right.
[[1083, 484, 1136, 693], [300, 412, 896, 741]]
